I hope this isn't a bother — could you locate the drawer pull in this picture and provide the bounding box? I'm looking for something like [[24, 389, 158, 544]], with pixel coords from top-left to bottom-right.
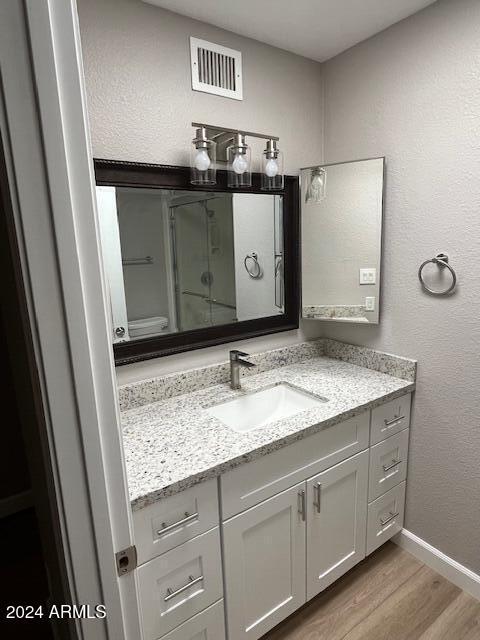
[[383, 415, 405, 428], [164, 574, 204, 602], [383, 459, 402, 473], [298, 490, 306, 522], [313, 482, 322, 514], [380, 511, 399, 527], [157, 511, 199, 536]]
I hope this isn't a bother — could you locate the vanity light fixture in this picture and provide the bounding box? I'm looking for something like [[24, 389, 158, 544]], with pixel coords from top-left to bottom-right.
[[227, 133, 251, 188], [190, 126, 217, 185], [306, 166, 327, 203], [190, 123, 284, 189], [262, 139, 284, 190]]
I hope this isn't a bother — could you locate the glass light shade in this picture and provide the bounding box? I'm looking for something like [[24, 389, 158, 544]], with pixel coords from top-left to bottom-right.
[[227, 135, 251, 188], [190, 128, 216, 185], [306, 167, 326, 203], [261, 141, 284, 190]]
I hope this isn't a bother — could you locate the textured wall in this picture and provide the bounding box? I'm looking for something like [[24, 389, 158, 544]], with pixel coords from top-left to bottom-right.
[[321, 0, 480, 573], [77, 0, 325, 382], [77, 0, 324, 173]]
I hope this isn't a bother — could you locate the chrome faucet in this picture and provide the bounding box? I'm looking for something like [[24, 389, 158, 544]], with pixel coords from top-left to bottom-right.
[[229, 350, 256, 390]]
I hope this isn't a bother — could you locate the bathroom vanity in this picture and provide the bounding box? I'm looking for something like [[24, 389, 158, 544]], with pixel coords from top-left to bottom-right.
[[119, 339, 416, 640]]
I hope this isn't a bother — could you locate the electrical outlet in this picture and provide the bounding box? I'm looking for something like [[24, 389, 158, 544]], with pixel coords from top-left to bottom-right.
[[365, 297, 375, 312], [360, 268, 376, 285]]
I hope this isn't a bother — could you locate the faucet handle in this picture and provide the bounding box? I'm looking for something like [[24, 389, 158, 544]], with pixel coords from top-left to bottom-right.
[[230, 349, 249, 360]]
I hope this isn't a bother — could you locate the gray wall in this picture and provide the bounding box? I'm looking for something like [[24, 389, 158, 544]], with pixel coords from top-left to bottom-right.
[[77, 0, 324, 173], [77, 0, 325, 382], [321, 0, 480, 573]]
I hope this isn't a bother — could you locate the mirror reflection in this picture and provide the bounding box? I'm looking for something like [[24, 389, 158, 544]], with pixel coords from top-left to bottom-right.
[[96, 187, 284, 342], [301, 157, 384, 324]]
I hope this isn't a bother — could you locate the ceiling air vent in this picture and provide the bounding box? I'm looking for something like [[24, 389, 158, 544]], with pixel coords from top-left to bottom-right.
[[190, 37, 243, 101]]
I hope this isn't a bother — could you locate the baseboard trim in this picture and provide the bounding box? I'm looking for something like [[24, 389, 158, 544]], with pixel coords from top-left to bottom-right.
[[393, 529, 480, 601]]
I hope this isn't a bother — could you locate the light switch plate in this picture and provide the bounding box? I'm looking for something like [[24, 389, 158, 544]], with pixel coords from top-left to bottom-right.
[[365, 296, 375, 312], [360, 268, 376, 284]]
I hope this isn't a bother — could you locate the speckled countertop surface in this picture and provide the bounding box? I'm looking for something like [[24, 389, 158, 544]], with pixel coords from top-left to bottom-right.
[[122, 354, 415, 511]]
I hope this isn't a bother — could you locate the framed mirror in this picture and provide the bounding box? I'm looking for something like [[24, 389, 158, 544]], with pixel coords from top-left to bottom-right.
[[94, 160, 299, 364], [301, 157, 385, 324]]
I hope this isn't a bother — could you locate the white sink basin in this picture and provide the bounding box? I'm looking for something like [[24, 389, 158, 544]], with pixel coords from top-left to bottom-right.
[[206, 382, 327, 433]]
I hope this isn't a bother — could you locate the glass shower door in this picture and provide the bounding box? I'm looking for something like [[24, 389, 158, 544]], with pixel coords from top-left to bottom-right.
[[170, 196, 236, 332]]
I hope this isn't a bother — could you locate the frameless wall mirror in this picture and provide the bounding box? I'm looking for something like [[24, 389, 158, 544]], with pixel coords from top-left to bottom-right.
[[301, 157, 385, 324], [94, 161, 299, 363]]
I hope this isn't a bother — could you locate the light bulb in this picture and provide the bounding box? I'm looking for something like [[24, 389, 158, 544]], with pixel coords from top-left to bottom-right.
[[265, 158, 279, 178], [232, 153, 248, 175], [194, 149, 211, 172], [311, 174, 324, 192], [308, 171, 326, 201]]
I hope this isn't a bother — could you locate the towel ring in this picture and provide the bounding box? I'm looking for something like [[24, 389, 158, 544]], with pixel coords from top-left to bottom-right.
[[244, 252, 263, 279], [418, 253, 457, 295]]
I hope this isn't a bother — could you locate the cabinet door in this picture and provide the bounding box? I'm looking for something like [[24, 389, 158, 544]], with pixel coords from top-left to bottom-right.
[[306, 450, 368, 600], [223, 482, 306, 640]]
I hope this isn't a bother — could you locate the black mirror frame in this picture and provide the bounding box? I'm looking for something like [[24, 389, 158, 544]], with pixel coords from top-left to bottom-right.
[[94, 159, 300, 365]]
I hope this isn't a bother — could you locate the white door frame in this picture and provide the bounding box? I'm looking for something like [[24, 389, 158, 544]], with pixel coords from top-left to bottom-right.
[[0, 1, 141, 638]]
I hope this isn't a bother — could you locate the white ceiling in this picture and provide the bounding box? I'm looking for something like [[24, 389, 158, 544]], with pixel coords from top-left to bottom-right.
[[143, 0, 437, 62]]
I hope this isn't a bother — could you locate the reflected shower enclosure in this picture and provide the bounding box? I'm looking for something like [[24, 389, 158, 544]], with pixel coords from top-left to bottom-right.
[[170, 194, 236, 332], [96, 186, 284, 344]]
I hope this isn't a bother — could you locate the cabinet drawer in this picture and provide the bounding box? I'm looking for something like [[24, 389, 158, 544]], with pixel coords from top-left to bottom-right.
[[366, 482, 406, 555], [370, 394, 411, 445], [159, 600, 225, 640], [133, 478, 219, 565], [221, 412, 370, 519], [137, 527, 223, 640], [369, 429, 409, 501]]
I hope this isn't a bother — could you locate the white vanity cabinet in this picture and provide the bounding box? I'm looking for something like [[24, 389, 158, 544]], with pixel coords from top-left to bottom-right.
[[222, 449, 370, 640], [132, 392, 412, 640]]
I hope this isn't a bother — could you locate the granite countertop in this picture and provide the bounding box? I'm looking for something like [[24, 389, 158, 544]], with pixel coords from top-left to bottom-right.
[[121, 352, 415, 511]]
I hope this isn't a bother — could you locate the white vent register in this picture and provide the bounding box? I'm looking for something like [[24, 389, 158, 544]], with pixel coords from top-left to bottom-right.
[[190, 37, 243, 100]]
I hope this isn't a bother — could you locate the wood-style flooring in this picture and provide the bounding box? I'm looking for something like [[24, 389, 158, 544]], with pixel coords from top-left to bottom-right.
[[262, 542, 480, 640]]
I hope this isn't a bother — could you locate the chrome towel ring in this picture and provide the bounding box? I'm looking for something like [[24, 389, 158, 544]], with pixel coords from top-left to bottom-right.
[[418, 253, 457, 295], [244, 252, 263, 279]]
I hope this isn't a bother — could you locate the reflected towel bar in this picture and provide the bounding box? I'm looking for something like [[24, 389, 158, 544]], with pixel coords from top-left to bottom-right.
[[122, 255, 154, 266]]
